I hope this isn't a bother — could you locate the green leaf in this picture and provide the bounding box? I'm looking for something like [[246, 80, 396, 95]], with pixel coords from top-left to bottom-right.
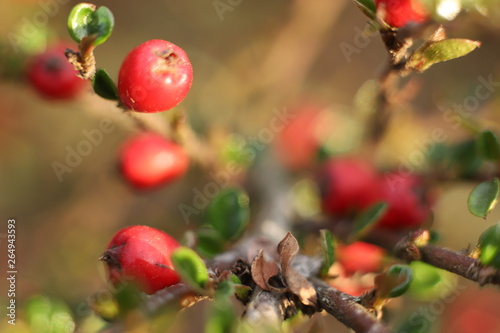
[[171, 247, 209, 291], [478, 223, 500, 268], [408, 261, 456, 301], [352, 202, 388, 239], [352, 0, 376, 19], [92, 68, 119, 100], [205, 187, 250, 241], [68, 3, 114, 47], [25, 295, 75, 333], [114, 284, 142, 313], [451, 140, 482, 176], [477, 130, 500, 161], [319, 229, 335, 277], [375, 265, 413, 299], [228, 274, 251, 301], [407, 39, 481, 72], [196, 228, 227, 258], [205, 283, 237, 333], [468, 178, 499, 219]]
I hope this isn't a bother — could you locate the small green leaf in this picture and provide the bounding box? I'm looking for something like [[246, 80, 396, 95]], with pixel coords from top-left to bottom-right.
[[92, 68, 118, 100], [68, 3, 114, 47], [25, 295, 75, 333], [171, 247, 209, 291], [205, 187, 250, 241], [319, 229, 335, 277], [451, 140, 482, 176], [407, 39, 481, 72], [196, 228, 227, 258], [114, 284, 142, 313], [376, 265, 413, 299], [477, 130, 500, 161], [408, 261, 456, 301], [352, 202, 388, 239], [205, 283, 237, 333], [468, 178, 499, 219], [353, 0, 376, 19], [478, 223, 500, 268]]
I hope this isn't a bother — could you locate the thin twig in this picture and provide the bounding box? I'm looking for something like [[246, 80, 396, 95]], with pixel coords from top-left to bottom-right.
[[312, 279, 390, 333]]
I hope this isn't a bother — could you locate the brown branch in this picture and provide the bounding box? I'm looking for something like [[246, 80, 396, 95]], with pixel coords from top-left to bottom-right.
[[312, 279, 390, 333], [397, 243, 500, 287], [141, 283, 204, 315]]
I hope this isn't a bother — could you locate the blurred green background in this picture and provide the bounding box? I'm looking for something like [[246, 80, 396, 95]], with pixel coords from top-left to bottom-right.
[[2, 0, 500, 332]]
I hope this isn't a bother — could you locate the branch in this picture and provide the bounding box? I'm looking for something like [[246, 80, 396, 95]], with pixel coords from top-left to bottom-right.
[[312, 279, 390, 333], [397, 242, 500, 287], [243, 287, 287, 327]]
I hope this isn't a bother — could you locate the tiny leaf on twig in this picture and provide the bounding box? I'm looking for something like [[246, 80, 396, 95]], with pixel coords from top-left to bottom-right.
[[196, 228, 226, 258], [206, 187, 250, 241], [476, 130, 500, 162], [407, 38, 480, 72], [92, 68, 119, 100], [171, 247, 209, 291], [68, 3, 114, 47], [320, 230, 335, 277], [351, 202, 388, 240], [468, 178, 499, 219], [478, 223, 500, 268], [375, 264, 413, 299], [352, 0, 376, 20]]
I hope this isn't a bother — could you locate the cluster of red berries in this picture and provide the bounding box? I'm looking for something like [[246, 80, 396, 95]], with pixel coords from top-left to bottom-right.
[[27, 40, 193, 189], [319, 157, 432, 230], [27, 39, 193, 112]]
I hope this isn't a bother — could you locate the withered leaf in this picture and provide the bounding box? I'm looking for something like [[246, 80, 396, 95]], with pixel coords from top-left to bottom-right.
[[251, 249, 280, 291], [277, 232, 317, 306]]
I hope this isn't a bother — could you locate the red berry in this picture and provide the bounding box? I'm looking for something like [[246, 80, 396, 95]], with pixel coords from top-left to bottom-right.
[[375, 173, 431, 230], [27, 44, 86, 99], [118, 39, 193, 112], [100, 225, 181, 294], [337, 241, 385, 275], [119, 133, 189, 189], [319, 158, 379, 216], [375, 0, 428, 28], [275, 103, 330, 170]]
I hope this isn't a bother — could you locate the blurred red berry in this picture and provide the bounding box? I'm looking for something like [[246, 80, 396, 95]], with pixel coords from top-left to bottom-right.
[[337, 241, 385, 275], [27, 44, 86, 99], [442, 289, 500, 333], [375, 173, 431, 230], [119, 133, 189, 189], [100, 225, 181, 294], [375, 0, 428, 28], [319, 158, 379, 216], [118, 39, 193, 112], [275, 103, 330, 170]]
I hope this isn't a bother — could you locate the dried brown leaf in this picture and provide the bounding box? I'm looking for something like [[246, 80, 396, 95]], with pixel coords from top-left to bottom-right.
[[277, 232, 317, 306], [251, 249, 280, 291], [277, 232, 299, 272]]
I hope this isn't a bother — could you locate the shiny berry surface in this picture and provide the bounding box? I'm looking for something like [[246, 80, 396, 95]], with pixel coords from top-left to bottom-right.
[[118, 39, 193, 112], [100, 225, 181, 294]]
